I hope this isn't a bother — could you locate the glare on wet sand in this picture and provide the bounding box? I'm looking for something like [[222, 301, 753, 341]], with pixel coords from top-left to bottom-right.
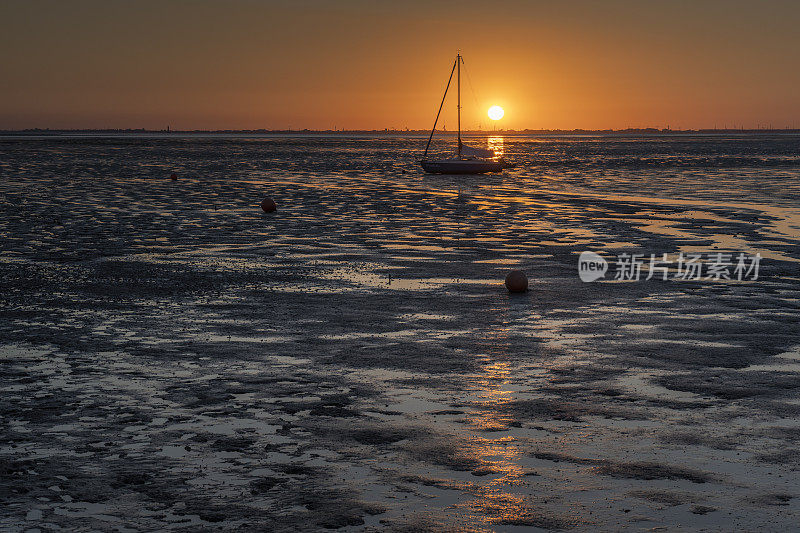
[[1, 133, 800, 530]]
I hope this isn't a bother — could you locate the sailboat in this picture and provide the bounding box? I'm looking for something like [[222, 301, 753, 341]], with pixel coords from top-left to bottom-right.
[[420, 54, 512, 174]]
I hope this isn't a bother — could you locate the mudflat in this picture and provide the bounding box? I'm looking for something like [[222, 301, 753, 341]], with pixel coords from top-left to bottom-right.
[[1, 134, 799, 531]]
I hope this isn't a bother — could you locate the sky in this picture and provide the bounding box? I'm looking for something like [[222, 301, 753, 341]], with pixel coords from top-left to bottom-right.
[[1, 0, 799, 130]]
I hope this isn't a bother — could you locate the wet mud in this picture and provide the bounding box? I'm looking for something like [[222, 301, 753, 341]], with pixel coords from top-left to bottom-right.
[[1, 134, 799, 531]]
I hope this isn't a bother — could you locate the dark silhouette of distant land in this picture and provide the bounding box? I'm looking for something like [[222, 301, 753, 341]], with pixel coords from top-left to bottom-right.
[[2, 127, 800, 135]]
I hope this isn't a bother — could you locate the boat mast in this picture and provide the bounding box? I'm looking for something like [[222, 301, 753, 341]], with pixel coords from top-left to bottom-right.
[[457, 53, 462, 158], [423, 56, 458, 160]]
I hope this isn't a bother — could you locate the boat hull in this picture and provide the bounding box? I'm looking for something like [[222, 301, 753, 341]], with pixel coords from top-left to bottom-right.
[[420, 159, 503, 174]]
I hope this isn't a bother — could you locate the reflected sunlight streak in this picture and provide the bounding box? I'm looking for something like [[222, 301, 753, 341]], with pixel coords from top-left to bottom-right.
[[487, 136, 504, 158]]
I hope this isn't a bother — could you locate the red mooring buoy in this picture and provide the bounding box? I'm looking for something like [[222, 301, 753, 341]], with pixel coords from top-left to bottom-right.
[[170, 173, 177, 181], [505, 270, 529, 293], [260, 197, 277, 213]]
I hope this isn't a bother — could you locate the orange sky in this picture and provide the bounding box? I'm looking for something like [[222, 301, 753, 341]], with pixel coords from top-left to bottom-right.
[[2, 0, 799, 130]]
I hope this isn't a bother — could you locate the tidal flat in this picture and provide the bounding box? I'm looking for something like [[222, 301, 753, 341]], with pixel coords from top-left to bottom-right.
[[1, 134, 799, 531]]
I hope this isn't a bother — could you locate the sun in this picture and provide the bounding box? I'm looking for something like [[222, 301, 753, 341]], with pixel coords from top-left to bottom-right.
[[488, 105, 504, 121]]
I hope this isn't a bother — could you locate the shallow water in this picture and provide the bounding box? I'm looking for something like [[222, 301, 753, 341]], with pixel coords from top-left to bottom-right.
[[1, 134, 800, 531]]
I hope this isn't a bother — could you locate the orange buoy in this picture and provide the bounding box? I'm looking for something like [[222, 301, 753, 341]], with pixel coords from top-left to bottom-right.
[[505, 270, 528, 293], [170, 173, 177, 181], [260, 198, 277, 213]]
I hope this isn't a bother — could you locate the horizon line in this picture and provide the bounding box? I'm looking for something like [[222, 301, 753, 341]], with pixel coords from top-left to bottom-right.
[[3, 127, 800, 135]]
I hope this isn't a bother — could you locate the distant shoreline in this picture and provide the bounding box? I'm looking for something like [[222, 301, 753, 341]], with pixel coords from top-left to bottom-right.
[[2, 128, 800, 136]]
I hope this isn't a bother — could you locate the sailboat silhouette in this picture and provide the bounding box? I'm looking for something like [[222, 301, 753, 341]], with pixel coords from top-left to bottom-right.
[[420, 54, 514, 174]]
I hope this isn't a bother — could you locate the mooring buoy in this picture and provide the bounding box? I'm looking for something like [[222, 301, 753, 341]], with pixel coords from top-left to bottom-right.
[[260, 198, 277, 213], [505, 270, 528, 293]]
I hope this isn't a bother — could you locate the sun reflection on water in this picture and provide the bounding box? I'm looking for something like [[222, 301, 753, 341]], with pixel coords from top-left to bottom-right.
[[458, 323, 545, 526], [487, 136, 504, 158]]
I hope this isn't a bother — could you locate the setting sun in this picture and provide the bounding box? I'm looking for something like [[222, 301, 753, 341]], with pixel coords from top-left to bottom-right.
[[488, 105, 504, 121]]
